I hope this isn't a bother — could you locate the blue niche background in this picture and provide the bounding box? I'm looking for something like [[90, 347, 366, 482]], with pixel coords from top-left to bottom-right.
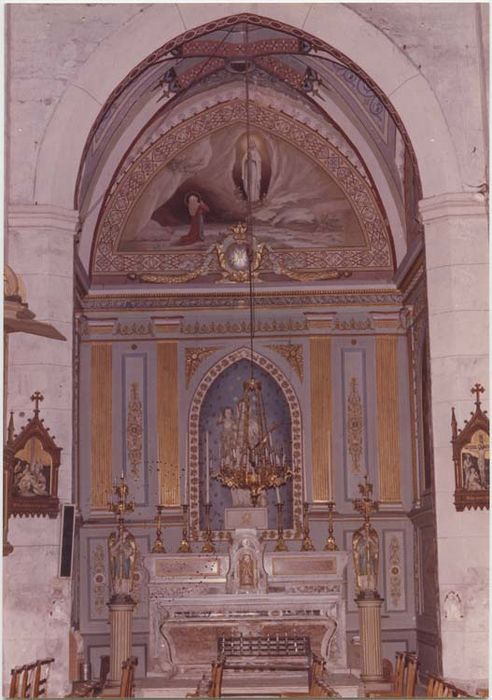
[[198, 358, 293, 531]]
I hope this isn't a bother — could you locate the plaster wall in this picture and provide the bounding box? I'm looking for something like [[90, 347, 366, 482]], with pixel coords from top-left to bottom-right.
[[353, 3, 488, 188], [420, 193, 488, 684], [6, 3, 146, 204], [4, 205, 78, 697]]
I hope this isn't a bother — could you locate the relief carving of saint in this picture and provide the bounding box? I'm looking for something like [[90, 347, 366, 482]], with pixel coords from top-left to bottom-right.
[[461, 430, 489, 491], [239, 552, 255, 587], [13, 458, 48, 497]]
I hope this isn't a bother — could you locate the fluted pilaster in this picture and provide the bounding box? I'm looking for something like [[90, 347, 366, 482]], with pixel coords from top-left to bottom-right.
[[108, 600, 135, 682], [357, 596, 384, 682]]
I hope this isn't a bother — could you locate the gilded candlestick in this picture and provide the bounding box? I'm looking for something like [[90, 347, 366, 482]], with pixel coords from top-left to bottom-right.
[[324, 499, 339, 551], [178, 504, 192, 553], [301, 502, 315, 551], [275, 501, 288, 552], [151, 505, 166, 553], [201, 503, 215, 553]]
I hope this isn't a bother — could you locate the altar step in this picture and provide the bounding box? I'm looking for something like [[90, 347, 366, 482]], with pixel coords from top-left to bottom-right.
[[137, 671, 362, 698]]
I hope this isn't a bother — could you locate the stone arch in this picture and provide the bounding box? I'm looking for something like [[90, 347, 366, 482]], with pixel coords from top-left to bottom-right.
[[187, 346, 303, 540], [34, 5, 461, 214]]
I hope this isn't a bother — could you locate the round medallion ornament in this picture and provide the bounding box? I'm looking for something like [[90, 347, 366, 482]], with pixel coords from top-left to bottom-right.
[[215, 222, 269, 283]]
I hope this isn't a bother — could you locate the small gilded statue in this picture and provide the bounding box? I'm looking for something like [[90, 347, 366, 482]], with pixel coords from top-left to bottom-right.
[[108, 523, 137, 600]]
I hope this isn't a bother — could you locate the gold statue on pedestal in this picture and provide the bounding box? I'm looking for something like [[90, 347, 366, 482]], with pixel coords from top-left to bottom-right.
[[108, 524, 137, 599], [352, 476, 380, 599], [107, 474, 137, 603]]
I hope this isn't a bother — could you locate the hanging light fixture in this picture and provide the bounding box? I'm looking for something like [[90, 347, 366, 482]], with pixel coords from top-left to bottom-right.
[[212, 23, 293, 507]]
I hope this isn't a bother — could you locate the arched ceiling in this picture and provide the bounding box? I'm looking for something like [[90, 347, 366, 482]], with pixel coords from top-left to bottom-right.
[[77, 13, 423, 290]]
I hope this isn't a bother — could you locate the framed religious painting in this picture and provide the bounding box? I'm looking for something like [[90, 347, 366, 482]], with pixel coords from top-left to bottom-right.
[[452, 384, 489, 511], [6, 392, 61, 518]]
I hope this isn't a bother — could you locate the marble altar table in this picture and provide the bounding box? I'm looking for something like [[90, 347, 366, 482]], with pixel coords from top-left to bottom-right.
[[144, 529, 348, 679]]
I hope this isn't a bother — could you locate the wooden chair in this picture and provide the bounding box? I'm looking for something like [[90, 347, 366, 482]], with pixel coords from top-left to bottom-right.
[[426, 676, 454, 698], [186, 658, 225, 699], [9, 665, 24, 698], [310, 679, 341, 697], [9, 664, 27, 698], [426, 675, 473, 698], [18, 661, 38, 698], [208, 658, 225, 698], [367, 652, 418, 698], [69, 655, 111, 698], [94, 656, 138, 699], [280, 654, 327, 697], [31, 657, 55, 698]]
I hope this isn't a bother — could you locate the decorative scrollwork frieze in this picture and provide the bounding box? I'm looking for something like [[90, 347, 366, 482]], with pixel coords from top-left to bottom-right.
[[114, 319, 154, 336], [334, 317, 372, 331], [184, 318, 308, 335]]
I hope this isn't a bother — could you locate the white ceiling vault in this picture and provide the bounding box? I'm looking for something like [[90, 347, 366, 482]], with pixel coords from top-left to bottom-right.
[[77, 13, 423, 289]]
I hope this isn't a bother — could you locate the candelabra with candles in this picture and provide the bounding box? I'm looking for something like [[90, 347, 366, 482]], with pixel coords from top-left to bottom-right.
[[201, 436, 215, 553], [324, 500, 339, 551], [274, 500, 288, 552], [178, 504, 192, 553], [108, 473, 135, 523], [301, 502, 315, 551], [151, 505, 166, 553], [202, 503, 215, 553]]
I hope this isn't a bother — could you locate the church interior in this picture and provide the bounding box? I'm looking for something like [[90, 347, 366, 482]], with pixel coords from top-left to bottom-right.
[[3, 3, 489, 698]]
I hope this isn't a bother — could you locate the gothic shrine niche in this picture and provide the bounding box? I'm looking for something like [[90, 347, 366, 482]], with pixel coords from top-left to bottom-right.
[[6, 392, 61, 518], [451, 383, 489, 511]]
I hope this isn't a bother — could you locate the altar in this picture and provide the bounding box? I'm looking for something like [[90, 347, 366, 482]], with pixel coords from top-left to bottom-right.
[[144, 529, 348, 679]]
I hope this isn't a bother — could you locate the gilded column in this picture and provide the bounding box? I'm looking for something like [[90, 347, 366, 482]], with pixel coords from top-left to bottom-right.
[[91, 343, 113, 509], [375, 336, 401, 503], [157, 342, 179, 506], [310, 337, 332, 501]]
